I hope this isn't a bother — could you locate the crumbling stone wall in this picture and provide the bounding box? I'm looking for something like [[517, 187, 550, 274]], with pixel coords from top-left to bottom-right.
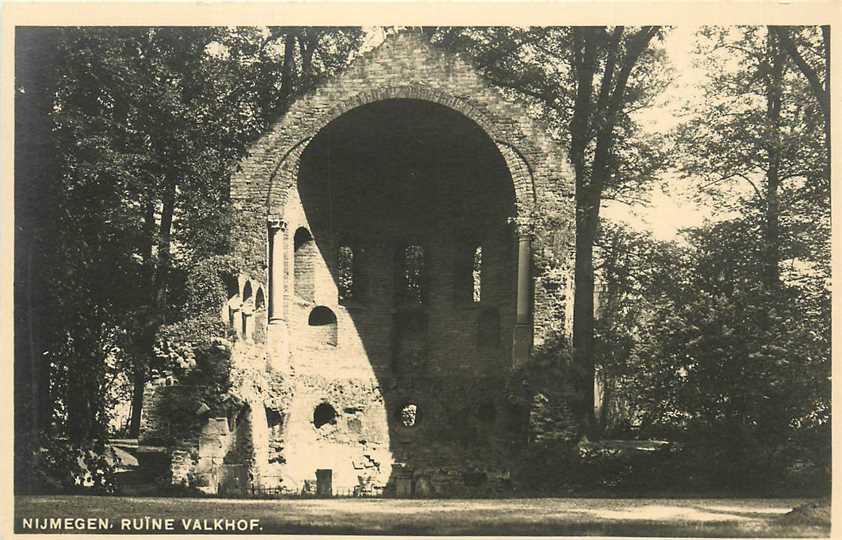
[[142, 30, 579, 497]]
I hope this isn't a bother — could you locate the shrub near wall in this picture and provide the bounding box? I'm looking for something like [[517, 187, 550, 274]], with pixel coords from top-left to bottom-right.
[[30, 436, 118, 494], [148, 255, 244, 445]]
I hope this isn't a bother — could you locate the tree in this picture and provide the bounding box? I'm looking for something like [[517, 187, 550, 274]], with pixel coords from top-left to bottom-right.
[[675, 26, 829, 292], [631, 218, 830, 491], [427, 26, 669, 434], [591, 221, 686, 433], [14, 27, 62, 492], [769, 26, 830, 185], [567, 27, 664, 433], [628, 24, 832, 490], [29, 26, 365, 443]]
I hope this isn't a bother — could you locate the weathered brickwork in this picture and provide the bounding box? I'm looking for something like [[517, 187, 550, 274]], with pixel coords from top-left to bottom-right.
[[143, 30, 578, 497], [229, 31, 574, 277]]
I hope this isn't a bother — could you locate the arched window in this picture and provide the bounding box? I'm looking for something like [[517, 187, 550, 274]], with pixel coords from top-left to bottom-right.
[[337, 244, 354, 305], [222, 273, 239, 300], [255, 287, 266, 310], [308, 306, 337, 347], [397, 243, 424, 304], [294, 227, 316, 302], [455, 242, 482, 304], [313, 403, 338, 429], [241, 281, 254, 340], [472, 245, 483, 303], [397, 402, 420, 428]]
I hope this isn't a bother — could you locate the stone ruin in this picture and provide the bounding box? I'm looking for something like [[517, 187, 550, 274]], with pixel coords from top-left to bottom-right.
[[140, 31, 578, 498]]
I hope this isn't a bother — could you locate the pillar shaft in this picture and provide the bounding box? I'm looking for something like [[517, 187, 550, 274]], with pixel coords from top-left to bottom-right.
[[513, 232, 532, 368], [268, 218, 286, 322], [516, 234, 531, 325], [267, 217, 289, 372]]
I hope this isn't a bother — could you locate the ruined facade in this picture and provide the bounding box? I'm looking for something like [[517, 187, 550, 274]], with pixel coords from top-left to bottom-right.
[[141, 31, 576, 497]]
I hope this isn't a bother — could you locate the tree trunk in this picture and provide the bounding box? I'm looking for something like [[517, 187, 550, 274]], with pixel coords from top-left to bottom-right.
[[763, 29, 784, 290], [573, 197, 600, 434], [128, 198, 157, 436], [569, 27, 599, 435], [821, 26, 830, 184], [570, 26, 660, 437], [281, 32, 296, 99], [155, 172, 178, 313], [14, 27, 60, 492], [128, 173, 178, 438], [771, 26, 830, 185], [299, 31, 319, 90]]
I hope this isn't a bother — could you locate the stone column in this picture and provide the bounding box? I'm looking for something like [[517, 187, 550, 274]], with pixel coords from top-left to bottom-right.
[[247, 400, 270, 492], [512, 231, 532, 368], [267, 217, 289, 371], [241, 305, 254, 342], [230, 304, 243, 340], [268, 217, 286, 322]]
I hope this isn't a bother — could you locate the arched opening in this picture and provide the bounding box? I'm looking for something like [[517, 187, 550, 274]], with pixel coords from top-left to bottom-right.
[[472, 245, 483, 303], [397, 402, 419, 428], [222, 273, 239, 300], [255, 287, 266, 310], [295, 98, 520, 495], [313, 402, 338, 429], [294, 227, 316, 302], [308, 305, 337, 347], [241, 280, 254, 340]]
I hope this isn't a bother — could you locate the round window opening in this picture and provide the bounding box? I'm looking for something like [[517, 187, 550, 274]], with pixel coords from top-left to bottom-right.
[[313, 402, 338, 429], [398, 403, 419, 428]]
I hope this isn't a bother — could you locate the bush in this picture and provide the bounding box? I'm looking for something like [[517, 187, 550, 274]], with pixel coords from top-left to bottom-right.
[[31, 436, 118, 494]]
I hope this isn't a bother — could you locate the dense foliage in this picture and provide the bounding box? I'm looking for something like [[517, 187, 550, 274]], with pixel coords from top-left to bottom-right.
[[428, 27, 671, 429], [16, 26, 830, 497], [579, 25, 831, 493], [27, 26, 363, 443]]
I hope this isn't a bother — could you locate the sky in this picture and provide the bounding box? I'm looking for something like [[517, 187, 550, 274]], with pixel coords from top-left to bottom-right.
[[600, 25, 716, 243]]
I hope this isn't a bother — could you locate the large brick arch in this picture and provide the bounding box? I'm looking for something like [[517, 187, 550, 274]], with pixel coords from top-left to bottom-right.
[[230, 31, 574, 275], [264, 85, 539, 223]]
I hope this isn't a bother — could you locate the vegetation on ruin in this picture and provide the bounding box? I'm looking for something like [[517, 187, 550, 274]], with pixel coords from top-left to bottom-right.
[[15, 26, 830, 497]]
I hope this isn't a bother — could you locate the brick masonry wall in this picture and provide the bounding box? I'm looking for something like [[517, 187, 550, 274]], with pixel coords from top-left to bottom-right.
[[159, 30, 583, 496], [229, 31, 575, 281]]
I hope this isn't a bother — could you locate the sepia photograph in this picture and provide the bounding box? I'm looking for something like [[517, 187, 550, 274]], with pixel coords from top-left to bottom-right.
[[7, 5, 835, 537]]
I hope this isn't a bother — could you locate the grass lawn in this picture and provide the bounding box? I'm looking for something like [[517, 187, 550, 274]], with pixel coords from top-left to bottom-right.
[[14, 495, 829, 536]]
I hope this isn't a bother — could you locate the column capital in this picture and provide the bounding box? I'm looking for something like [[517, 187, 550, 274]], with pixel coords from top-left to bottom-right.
[[508, 216, 534, 238], [268, 216, 287, 231]]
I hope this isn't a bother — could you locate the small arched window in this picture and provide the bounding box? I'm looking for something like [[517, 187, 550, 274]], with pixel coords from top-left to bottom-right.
[[308, 306, 337, 347], [337, 244, 354, 305], [222, 273, 239, 300], [397, 402, 420, 428], [255, 287, 266, 310], [472, 245, 483, 303], [241, 281, 255, 340], [294, 227, 316, 302], [397, 243, 424, 304], [313, 402, 338, 428]]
